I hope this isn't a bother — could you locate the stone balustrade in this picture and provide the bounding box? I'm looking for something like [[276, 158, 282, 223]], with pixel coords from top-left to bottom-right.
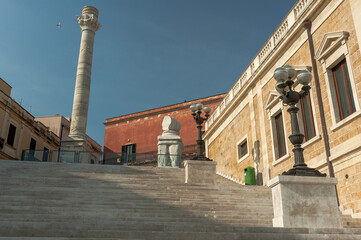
[[294, 0, 311, 19], [206, 0, 315, 129]]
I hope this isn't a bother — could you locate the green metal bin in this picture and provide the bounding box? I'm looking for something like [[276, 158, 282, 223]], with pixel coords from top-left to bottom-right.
[[244, 166, 256, 185]]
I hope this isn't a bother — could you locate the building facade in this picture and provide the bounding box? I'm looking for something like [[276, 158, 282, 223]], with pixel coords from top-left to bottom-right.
[[104, 93, 225, 159], [204, 0, 361, 216], [0, 78, 59, 160]]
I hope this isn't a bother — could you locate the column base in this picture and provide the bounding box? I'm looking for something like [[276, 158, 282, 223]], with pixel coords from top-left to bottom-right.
[[268, 175, 342, 228], [62, 136, 90, 151], [60, 136, 91, 163], [184, 160, 217, 184]]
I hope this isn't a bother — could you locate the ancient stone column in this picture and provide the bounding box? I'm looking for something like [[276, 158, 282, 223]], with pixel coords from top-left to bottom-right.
[[62, 6, 101, 154]]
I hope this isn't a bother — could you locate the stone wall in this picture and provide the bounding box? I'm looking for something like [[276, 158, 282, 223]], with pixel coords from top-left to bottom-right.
[[208, 103, 253, 182], [335, 152, 361, 213], [204, 0, 361, 214]]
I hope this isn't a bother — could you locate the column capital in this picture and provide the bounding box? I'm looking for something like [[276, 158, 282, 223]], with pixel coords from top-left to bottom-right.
[[77, 6, 101, 32]]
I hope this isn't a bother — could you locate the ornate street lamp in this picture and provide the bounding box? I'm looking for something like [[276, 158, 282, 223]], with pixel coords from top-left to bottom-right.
[[274, 65, 326, 177], [189, 103, 212, 161]]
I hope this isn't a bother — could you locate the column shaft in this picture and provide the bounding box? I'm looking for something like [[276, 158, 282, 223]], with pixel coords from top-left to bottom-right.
[[69, 29, 96, 139]]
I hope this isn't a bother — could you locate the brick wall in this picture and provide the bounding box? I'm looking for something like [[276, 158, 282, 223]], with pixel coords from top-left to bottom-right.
[[104, 94, 225, 155]]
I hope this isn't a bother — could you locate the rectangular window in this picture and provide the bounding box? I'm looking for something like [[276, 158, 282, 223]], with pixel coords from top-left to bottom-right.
[[332, 59, 355, 120], [6, 124, 16, 147], [274, 112, 286, 158], [30, 138, 37, 150], [29, 138, 37, 156], [42, 147, 49, 162], [237, 140, 248, 159], [300, 94, 316, 141]]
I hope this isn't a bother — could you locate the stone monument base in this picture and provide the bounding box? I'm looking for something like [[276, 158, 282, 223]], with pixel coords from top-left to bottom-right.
[[184, 160, 217, 184], [268, 175, 342, 228], [60, 137, 91, 163], [158, 135, 182, 168]]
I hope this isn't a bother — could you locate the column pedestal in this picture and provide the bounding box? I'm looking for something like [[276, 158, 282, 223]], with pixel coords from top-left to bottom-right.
[[60, 137, 91, 163], [61, 137, 89, 152], [268, 175, 342, 228]]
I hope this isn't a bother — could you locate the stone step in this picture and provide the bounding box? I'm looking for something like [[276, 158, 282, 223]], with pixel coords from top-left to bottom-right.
[[1, 160, 359, 239], [0, 176, 267, 187], [0, 193, 272, 202], [0, 192, 272, 204], [0, 220, 360, 235], [1, 224, 361, 240], [0, 212, 272, 223], [1, 201, 264, 213], [0, 202, 273, 213], [0, 221, 275, 237], [0, 208, 273, 221], [0, 238, 143, 240], [0, 184, 271, 193], [0, 182, 269, 190]]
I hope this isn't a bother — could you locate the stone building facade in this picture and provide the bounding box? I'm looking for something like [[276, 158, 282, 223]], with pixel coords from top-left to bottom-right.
[[203, 0, 361, 216], [104, 93, 225, 158], [0, 78, 59, 160]]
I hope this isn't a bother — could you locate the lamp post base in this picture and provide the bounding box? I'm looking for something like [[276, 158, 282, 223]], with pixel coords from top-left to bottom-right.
[[269, 175, 342, 228], [184, 160, 217, 184], [282, 166, 326, 177]]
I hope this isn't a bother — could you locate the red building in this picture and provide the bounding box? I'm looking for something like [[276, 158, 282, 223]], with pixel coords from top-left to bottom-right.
[[104, 93, 225, 160]]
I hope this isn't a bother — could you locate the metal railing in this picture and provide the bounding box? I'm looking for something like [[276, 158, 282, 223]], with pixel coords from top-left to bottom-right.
[[103, 152, 156, 166], [157, 154, 181, 168], [103, 152, 198, 168], [182, 144, 198, 154], [22, 150, 102, 164], [21, 149, 199, 167]]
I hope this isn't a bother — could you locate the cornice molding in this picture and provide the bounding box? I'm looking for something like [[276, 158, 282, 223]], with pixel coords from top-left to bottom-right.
[[105, 94, 226, 126]]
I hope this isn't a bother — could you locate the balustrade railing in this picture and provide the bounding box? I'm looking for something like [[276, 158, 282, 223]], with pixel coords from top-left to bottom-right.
[[206, 0, 316, 129]]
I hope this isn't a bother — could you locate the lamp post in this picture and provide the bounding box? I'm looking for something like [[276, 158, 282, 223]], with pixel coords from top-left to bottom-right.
[[274, 65, 326, 177], [189, 103, 212, 161]]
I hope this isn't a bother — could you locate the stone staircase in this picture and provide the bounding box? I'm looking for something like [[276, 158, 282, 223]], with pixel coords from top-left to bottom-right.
[[0, 160, 361, 240]]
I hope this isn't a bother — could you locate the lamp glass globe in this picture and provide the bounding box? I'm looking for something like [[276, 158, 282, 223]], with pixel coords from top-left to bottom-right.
[[190, 104, 197, 112], [297, 70, 312, 85], [273, 67, 288, 82], [203, 106, 211, 113], [196, 103, 203, 110], [284, 65, 296, 79]]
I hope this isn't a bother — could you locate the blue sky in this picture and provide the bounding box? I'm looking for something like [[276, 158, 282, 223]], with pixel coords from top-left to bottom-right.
[[0, 0, 296, 148]]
